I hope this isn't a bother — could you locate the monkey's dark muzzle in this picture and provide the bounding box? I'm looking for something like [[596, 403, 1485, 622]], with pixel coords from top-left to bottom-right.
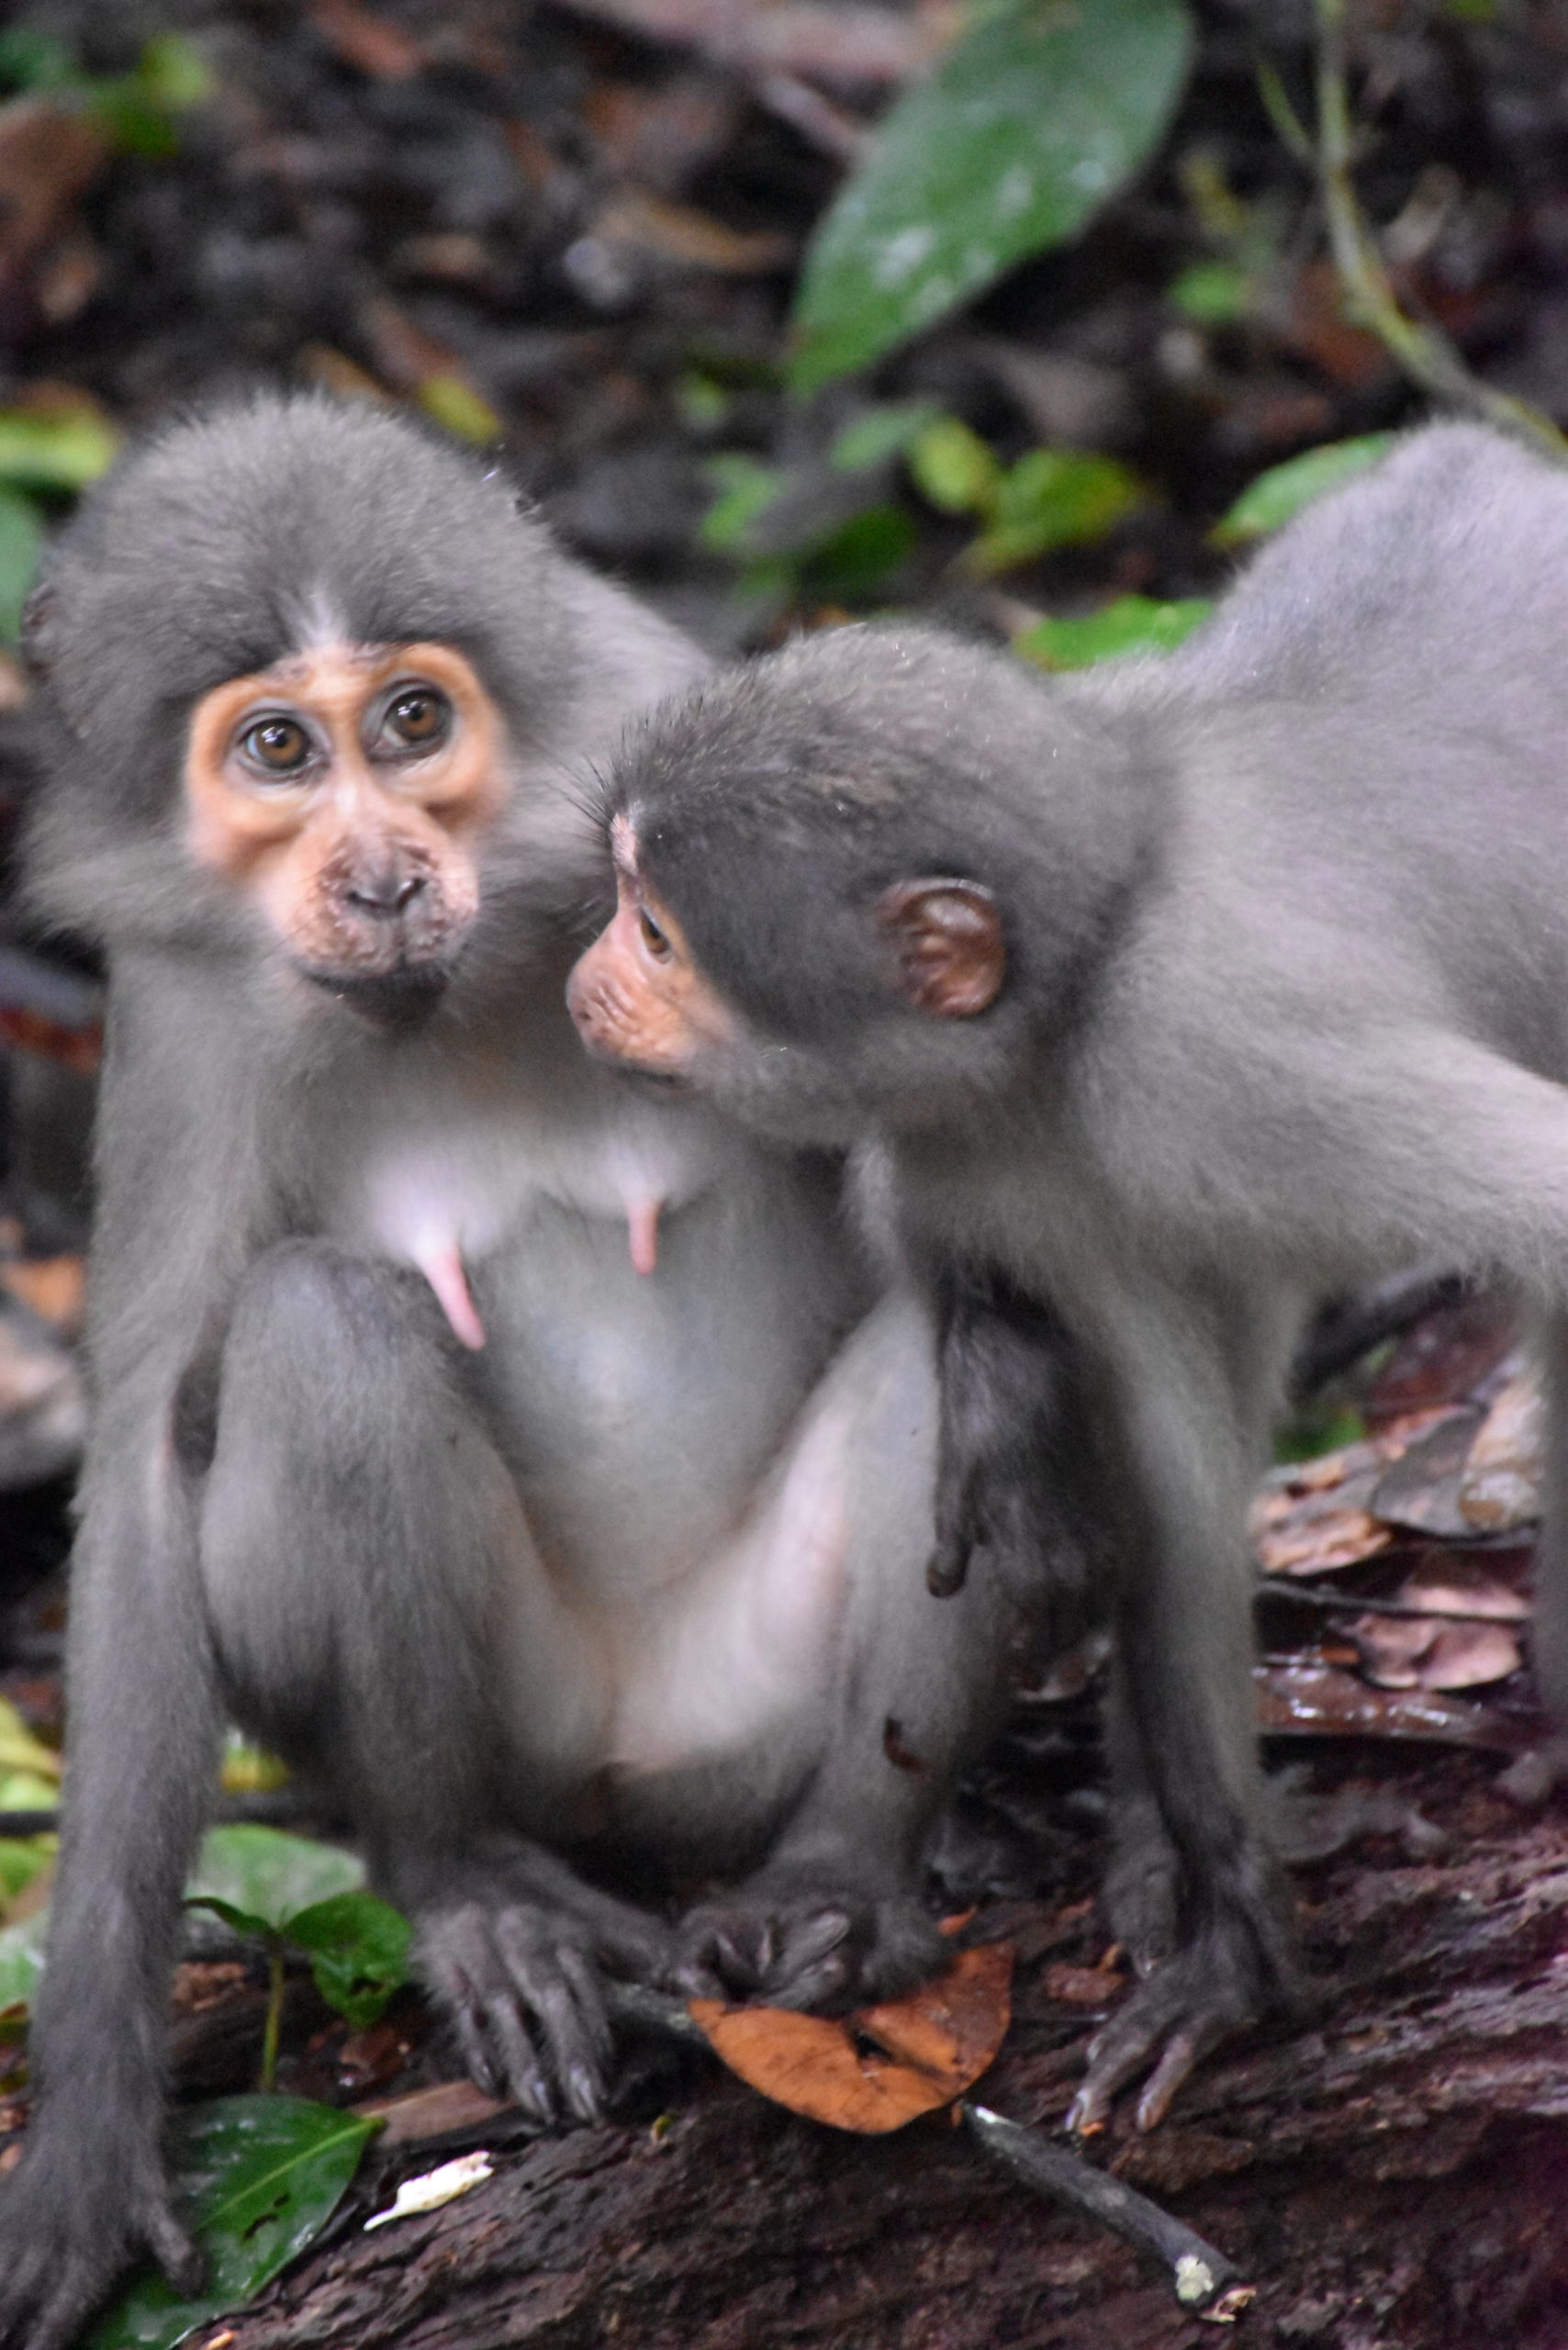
[[303, 960, 453, 1030]]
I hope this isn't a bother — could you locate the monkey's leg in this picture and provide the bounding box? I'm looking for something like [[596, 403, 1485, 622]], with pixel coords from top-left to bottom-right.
[[666, 1291, 1015, 2012], [1065, 1279, 1294, 2134], [200, 1240, 668, 2123], [0, 1421, 216, 2350]]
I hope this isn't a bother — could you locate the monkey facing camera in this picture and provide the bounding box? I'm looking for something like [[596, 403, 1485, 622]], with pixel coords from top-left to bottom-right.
[[571, 420, 1568, 2137], [0, 394, 1040, 2350]]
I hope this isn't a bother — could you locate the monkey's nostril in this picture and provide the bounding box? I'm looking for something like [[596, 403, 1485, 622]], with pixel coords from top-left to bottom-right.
[[344, 870, 427, 917]]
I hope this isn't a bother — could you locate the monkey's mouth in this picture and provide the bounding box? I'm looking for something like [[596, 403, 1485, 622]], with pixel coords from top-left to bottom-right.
[[300, 962, 452, 1030]]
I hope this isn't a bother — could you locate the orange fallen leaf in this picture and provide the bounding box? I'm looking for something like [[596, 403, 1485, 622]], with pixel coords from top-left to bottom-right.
[[689, 1942, 1013, 2134]]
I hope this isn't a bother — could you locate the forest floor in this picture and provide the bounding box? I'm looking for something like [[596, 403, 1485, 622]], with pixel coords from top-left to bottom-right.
[[0, 5, 1566, 2345]]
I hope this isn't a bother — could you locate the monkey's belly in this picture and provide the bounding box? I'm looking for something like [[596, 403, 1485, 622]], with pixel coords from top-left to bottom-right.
[[485, 1286, 938, 1843]]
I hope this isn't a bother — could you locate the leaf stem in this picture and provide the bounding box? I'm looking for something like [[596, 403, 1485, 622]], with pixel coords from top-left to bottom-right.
[[1312, 0, 1564, 457], [261, 1936, 286, 2093]]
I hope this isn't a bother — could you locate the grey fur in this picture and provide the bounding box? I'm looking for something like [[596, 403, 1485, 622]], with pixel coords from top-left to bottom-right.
[[603, 419, 1568, 2127], [0, 394, 1022, 2350]]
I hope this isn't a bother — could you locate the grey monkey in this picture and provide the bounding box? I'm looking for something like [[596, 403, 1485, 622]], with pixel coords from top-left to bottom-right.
[[0, 392, 1028, 2350], [569, 420, 1568, 2133]]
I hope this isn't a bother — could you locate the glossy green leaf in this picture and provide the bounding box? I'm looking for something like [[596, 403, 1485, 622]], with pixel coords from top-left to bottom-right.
[[908, 416, 1004, 517], [0, 1838, 52, 1911], [0, 406, 119, 490], [188, 1826, 363, 1933], [964, 448, 1146, 575], [1015, 593, 1212, 669], [87, 2096, 377, 2350], [1212, 434, 1394, 545], [286, 1892, 410, 2031], [790, 0, 1194, 392], [0, 487, 43, 644]]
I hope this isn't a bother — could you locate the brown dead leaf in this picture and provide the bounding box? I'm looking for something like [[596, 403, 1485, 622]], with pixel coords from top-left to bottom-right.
[[309, 0, 427, 79], [689, 1942, 1013, 2134], [0, 99, 109, 267], [354, 2077, 510, 2146], [1350, 1554, 1529, 1692], [1256, 1660, 1535, 1749], [583, 190, 793, 276], [1459, 1372, 1542, 1532]]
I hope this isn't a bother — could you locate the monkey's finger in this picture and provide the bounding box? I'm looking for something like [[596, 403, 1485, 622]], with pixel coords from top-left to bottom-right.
[[450, 1997, 504, 2100], [1134, 2031, 1204, 2134], [143, 2200, 204, 2299], [482, 1991, 559, 2121], [496, 1930, 612, 2124], [766, 1908, 856, 2009], [925, 1545, 970, 1598]]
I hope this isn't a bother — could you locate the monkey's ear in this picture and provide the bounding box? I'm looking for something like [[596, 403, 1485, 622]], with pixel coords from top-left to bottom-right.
[[873, 879, 1004, 1017]]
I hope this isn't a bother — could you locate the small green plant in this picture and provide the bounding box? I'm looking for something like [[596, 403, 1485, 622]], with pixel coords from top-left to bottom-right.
[[186, 1827, 409, 2090], [908, 416, 1147, 576]]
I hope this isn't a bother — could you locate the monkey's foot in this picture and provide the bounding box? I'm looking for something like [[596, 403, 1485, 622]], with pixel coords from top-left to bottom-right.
[[668, 1867, 946, 2013], [1100, 1794, 1180, 1975], [1067, 1943, 1274, 2136], [0, 2127, 201, 2350], [416, 1881, 672, 2127]]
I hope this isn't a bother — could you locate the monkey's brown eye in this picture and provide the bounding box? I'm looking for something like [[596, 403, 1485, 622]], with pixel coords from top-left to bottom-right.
[[381, 688, 452, 751], [638, 906, 673, 961], [240, 717, 312, 776]]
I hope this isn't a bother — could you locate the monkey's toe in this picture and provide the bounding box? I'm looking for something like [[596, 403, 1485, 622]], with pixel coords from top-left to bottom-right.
[[418, 1898, 624, 2124], [669, 1874, 946, 2014], [1066, 1951, 1262, 2135], [0, 2134, 200, 2350]]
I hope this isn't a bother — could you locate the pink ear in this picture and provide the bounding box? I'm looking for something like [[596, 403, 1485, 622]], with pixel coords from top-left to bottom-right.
[[873, 879, 1005, 1017]]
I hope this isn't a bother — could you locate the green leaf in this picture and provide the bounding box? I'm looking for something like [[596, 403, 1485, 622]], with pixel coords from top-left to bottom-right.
[[908, 416, 1004, 517], [0, 1700, 60, 1782], [286, 1892, 410, 2030], [829, 400, 941, 475], [0, 487, 43, 643], [1212, 434, 1394, 545], [1168, 259, 1251, 324], [87, 2096, 377, 2350], [700, 453, 785, 552], [801, 505, 918, 599], [790, 0, 1194, 393], [0, 1909, 47, 2010], [0, 1837, 52, 1910], [1015, 592, 1212, 669], [188, 1827, 363, 1933], [416, 375, 503, 446], [0, 405, 118, 491], [964, 448, 1146, 575], [0, 30, 75, 91]]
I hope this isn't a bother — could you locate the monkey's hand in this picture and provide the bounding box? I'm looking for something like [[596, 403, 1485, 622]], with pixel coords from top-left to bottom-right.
[[667, 1865, 946, 2014], [414, 1870, 672, 2127], [1067, 1897, 1297, 2136], [0, 2116, 201, 2350]]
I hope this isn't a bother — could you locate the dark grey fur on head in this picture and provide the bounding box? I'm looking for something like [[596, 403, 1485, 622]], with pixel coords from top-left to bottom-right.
[[23, 389, 701, 967], [610, 620, 1160, 1136]]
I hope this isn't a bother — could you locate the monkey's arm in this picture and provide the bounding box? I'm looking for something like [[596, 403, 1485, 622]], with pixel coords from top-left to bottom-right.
[[0, 997, 267, 2350], [1060, 1271, 1295, 2134], [925, 1257, 1107, 1617]]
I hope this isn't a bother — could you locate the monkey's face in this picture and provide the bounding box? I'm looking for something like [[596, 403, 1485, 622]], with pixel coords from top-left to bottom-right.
[[567, 812, 1007, 1136], [566, 817, 735, 1078], [184, 642, 506, 1015]]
